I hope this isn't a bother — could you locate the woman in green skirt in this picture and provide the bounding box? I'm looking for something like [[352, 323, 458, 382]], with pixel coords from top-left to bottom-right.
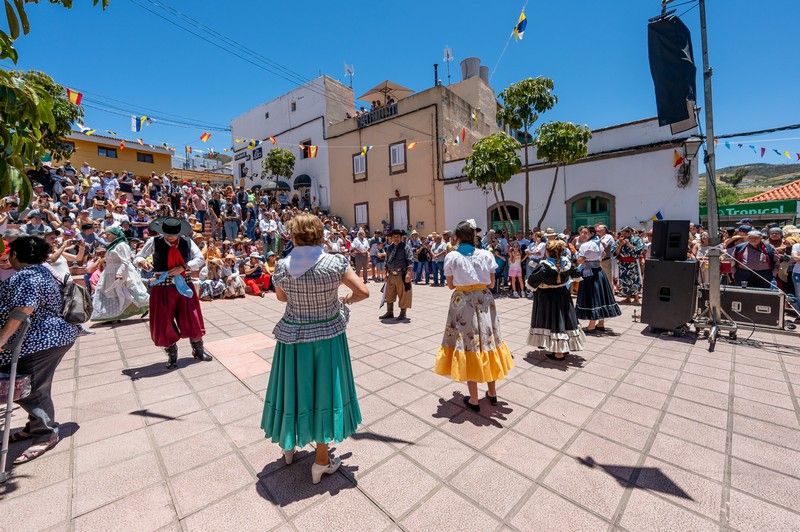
[[261, 213, 369, 484]]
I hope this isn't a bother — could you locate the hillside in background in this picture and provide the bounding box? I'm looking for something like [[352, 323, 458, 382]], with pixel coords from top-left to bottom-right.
[[699, 163, 800, 204]]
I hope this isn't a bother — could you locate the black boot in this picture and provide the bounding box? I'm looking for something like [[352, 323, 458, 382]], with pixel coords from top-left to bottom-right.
[[165, 344, 178, 369], [190, 340, 213, 362], [396, 309, 407, 321], [379, 303, 394, 320]]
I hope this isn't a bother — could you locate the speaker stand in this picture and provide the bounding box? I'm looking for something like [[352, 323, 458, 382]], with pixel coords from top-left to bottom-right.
[[693, 303, 738, 351]]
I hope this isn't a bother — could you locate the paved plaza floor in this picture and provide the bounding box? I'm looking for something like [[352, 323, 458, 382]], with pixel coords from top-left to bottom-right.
[[2, 283, 800, 531]]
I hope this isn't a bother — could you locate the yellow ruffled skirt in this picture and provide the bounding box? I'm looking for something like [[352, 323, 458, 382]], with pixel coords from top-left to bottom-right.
[[433, 285, 514, 383]]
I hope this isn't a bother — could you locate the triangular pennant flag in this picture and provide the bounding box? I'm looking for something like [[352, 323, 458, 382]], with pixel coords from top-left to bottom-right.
[[119, 141, 125, 150], [760, 147, 766, 157], [737, 143, 743, 148], [360, 145, 373, 156], [248, 139, 261, 149], [107, 130, 117, 136], [773, 149, 782, 157], [471, 110, 477, 126], [724, 141, 731, 149], [66, 88, 83, 105], [407, 142, 417, 150], [234, 138, 246, 143], [797, 153, 800, 161], [200, 132, 211, 142], [748, 145, 756, 153], [784, 151, 791, 159], [185, 145, 192, 154], [137, 138, 144, 145], [460, 127, 466, 143], [308, 145, 318, 158], [269, 136, 277, 145], [78, 124, 95, 135], [672, 149, 684, 168]]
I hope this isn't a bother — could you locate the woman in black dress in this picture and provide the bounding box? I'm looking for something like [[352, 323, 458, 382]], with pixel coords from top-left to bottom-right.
[[527, 240, 586, 360]]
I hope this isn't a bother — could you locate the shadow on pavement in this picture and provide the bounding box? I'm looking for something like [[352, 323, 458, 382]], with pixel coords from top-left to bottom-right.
[[524, 350, 586, 370], [128, 409, 178, 422], [432, 392, 513, 428], [257, 449, 358, 506], [577, 456, 694, 500], [351, 431, 414, 445], [89, 318, 149, 329], [121, 358, 199, 380]]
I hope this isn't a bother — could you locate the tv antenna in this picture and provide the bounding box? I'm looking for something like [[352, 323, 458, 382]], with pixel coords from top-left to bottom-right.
[[443, 46, 454, 85], [344, 63, 354, 88]]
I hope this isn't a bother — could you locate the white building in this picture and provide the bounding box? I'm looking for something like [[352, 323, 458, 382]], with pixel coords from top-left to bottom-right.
[[229, 76, 354, 209], [443, 117, 700, 233]]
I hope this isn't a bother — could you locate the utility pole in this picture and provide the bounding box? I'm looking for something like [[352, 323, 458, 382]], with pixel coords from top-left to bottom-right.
[[699, 0, 723, 346]]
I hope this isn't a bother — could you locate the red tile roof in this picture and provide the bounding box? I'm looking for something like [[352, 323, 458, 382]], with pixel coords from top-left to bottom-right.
[[740, 178, 800, 203]]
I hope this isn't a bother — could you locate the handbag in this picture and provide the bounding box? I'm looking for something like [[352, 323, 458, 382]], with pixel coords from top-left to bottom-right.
[[60, 273, 94, 324]]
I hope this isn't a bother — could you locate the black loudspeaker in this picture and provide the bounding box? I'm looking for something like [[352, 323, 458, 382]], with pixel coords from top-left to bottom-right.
[[651, 220, 690, 261], [641, 259, 698, 330], [698, 286, 785, 329]]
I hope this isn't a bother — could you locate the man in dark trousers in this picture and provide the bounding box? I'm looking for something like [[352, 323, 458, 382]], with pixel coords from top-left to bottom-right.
[[379, 229, 413, 321], [134, 217, 213, 369]]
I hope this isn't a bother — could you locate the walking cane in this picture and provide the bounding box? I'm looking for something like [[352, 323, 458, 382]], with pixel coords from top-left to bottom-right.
[[1, 316, 31, 484]]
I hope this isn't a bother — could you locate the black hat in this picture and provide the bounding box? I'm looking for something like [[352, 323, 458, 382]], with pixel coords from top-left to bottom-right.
[[148, 216, 192, 237], [387, 229, 405, 237]]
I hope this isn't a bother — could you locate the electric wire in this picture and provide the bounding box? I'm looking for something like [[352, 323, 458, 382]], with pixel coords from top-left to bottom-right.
[[126, 0, 440, 142]]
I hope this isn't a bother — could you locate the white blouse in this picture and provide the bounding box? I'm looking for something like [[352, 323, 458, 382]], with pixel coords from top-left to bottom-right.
[[444, 249, 497, 286], [578, 239, 602, 261]]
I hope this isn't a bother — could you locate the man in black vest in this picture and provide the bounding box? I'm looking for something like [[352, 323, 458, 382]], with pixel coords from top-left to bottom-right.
[[134, 217, 212, 369]]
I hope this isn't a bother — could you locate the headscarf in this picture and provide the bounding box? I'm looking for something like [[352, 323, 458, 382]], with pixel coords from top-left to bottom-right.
[[104, 226, 127, 252]]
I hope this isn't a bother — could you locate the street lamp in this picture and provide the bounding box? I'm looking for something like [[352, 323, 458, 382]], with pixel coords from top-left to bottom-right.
[[683, 136, 703, 161]]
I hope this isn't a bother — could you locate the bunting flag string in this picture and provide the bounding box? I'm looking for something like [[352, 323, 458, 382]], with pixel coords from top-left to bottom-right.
[[131, 115, 152, 132], [200, 132, 211, 142], [719, 138, 800, 162], [77, 123, 95, 136], [512, 9, 527, 41]]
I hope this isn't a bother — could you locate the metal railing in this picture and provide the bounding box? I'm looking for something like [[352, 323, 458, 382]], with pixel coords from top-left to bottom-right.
[[357, 103, 398, 128]]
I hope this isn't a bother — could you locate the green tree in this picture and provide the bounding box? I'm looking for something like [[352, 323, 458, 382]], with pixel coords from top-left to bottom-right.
[[719, 167, 748, 187], [497, 77, 557, 232], [1, 0, 108, 205], [463, 132, 522, 233], [533, 121, 592, 229], [262, 147, 296, 179], [699, 182, 739, 206]]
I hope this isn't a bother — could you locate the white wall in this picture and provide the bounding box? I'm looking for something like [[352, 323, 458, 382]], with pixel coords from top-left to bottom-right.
[[229, 77, 332, 208], [444, 140, 699, 232]]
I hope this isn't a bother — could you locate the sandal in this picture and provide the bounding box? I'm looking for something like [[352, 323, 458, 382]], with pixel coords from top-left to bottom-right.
[[485, 392, 498, 406], [14, 437, 59, 464]]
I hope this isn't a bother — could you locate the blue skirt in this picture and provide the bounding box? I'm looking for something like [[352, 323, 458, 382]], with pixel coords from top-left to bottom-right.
[[575, 267, 622, 320], [261, 333, 361, 451]]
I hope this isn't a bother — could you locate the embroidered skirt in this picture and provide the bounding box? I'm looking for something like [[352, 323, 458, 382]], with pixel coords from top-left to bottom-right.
[[434, 287, 514, 383], [528, 285, 586, 353], [261, 333, 361, 451], [575, 267, 622, 320]]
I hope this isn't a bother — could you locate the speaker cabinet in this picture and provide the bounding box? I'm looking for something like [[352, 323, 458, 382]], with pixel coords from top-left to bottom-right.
[[698, 285, 785, 329], [641, 259, 699, 330], [651, 220, 690, 261]]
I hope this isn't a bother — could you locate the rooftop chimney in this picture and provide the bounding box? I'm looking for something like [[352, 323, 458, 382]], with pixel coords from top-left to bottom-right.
[[460, 57, 480, 81]]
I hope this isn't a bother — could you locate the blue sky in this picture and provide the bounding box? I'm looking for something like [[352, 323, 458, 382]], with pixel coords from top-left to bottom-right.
[[6, 0, 799, 169]]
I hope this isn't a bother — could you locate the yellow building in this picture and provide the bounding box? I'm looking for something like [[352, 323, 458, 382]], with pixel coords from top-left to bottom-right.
[[56, 131, 173, 177], [167, 167, 233, 187], [327, 62, 498, 234]]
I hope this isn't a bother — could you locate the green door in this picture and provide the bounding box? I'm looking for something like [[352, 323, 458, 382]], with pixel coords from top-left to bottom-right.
[[571, 196, 611, 232], [490, 205, 521, 234]]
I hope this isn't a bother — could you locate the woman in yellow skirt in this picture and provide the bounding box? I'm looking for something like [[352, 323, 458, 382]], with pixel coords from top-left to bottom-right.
[[434, 220, 514, 411]]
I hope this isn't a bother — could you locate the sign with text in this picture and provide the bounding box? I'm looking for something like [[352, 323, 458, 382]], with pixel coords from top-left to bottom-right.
[[699, 199, 798, 218]]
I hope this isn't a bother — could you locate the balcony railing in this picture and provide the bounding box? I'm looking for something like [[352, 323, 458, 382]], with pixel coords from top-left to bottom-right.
[[357, 102, 398, 128]]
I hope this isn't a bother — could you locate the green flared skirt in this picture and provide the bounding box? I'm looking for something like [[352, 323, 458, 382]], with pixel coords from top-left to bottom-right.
[[260, 332, 362, 451]]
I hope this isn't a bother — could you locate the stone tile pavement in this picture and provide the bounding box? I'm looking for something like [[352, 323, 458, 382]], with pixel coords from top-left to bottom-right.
[[2, 283, 800, 531]]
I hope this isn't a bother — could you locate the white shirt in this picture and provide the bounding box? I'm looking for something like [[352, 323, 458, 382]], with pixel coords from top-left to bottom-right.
[[351, 237, 369, 253], [135, 236, 205, 271], [599, 233, 614, 259], [444, 248, 497, 286], [578, 239, 603, 261], [792, 243, 800, 274]]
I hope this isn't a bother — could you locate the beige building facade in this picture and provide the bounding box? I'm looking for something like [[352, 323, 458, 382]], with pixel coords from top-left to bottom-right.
[[327, 63, 497, 234]]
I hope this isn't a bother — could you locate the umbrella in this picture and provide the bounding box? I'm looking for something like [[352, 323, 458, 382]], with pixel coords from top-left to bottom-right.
[[358, 80, 413, 105], [276, 180, 291, 191], [263, 179, 279, 191]]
